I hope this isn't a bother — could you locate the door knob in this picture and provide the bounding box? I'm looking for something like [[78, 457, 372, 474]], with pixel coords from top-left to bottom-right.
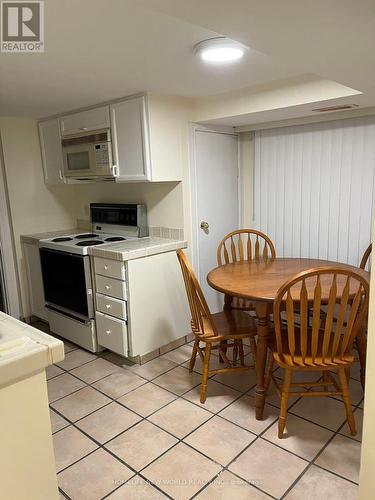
[[200, 221, 209, 230]]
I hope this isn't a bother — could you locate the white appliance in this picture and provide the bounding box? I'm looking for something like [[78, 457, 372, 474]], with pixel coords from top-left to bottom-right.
[[61, 128, 117, 180], [38, 203, 148, 351]]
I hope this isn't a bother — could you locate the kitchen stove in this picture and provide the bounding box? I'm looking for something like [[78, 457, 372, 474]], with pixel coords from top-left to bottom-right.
[[38, 203, 148, 352], [41, 232, 131, 255]]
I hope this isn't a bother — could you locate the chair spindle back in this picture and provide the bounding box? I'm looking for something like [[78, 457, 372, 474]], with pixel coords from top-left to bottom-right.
[[217, 229, 276, 266], [177, 250, 217, 338], [273, 268, 369, 366]]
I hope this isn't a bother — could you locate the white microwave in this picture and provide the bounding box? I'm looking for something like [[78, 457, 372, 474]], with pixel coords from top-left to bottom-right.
[[62, 129, 117, 179]]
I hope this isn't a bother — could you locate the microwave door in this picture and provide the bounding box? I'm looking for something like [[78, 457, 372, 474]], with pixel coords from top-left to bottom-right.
[[63, 144, 95, 176]]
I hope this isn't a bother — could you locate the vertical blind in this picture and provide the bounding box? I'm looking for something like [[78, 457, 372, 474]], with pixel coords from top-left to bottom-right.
[[253, 115, 375, 266]]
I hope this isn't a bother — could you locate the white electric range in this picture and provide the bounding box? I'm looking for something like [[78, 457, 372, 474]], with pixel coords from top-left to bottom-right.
[[38, 203, 148, 352]]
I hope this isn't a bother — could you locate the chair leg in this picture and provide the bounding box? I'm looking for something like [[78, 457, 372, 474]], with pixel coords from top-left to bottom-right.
[[278, 368, 292, 438], [355, 329, 367, 390], [189, 339, 199, 372], [322, 371, 329, 392], [249, 337, 257, 363], [264, 351, 274, 395], [200, 343, 211, 404], [219, 340, 228, 364], [338, 367, 356, 436], [239, 340, 245, 366]]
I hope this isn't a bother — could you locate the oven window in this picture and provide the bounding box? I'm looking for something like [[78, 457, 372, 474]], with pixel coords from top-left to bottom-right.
[[67, 151, 90, 171], [40, 248, 89, 317]]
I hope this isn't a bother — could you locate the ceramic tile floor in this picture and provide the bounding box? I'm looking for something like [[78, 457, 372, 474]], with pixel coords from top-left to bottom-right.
[[45, 335, 363, 500]]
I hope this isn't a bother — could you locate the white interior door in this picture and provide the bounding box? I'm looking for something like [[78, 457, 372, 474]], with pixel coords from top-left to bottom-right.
[[193, 128, 239, 312]]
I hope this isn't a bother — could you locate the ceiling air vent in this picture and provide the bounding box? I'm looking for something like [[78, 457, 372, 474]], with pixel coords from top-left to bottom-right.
[[312, 104, 359, 112]]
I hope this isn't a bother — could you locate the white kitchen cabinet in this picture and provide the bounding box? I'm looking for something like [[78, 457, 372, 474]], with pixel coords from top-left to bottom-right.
[[111, 94, 185, 182], [110, 96, 151, 181], [23, 242, 48, 321], [126, 251, 189, 356], [38, 119, 65, 185], [60, 106, 110, 136], [93, 250, 189, 358]]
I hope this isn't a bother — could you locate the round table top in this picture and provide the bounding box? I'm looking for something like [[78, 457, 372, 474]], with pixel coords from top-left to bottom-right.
[[207, 257, 370, 302]]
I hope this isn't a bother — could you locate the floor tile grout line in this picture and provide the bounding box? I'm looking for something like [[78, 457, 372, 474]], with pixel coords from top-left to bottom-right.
[[280, 401, 363, 499], [48, 340, 363, 499], [53, 407, 176, 499], [51, 368, 279, 499]]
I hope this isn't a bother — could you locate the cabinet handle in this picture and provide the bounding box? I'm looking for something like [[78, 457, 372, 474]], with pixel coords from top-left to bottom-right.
[[105, 329, 111, 335], [58, 169, 64, 181], [104, 265, 109, 270], [80, 127, 88, 131], [105, 285, 111, 290], [105, 304, 111, 309]]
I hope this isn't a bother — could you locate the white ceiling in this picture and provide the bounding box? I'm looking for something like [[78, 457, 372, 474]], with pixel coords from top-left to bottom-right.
[[0, 0, 304, 117], [0, 0, 374, 123]]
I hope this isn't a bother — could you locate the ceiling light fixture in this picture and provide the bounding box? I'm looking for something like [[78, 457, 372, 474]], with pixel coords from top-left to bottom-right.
[[195, 37, 246, 64]]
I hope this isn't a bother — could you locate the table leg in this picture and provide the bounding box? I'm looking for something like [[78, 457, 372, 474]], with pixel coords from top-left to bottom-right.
[[219, 295, 233, 363], [255, 301, 271, 420]]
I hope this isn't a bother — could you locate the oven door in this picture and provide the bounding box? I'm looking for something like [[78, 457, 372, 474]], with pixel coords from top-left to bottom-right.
[[39, 248, 93, 321]]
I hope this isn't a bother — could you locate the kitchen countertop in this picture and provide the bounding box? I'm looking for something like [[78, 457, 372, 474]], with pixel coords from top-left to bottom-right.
[[0, 312, 64, 388], [21, 228, 87, 245], [89, 237, 187, 261]]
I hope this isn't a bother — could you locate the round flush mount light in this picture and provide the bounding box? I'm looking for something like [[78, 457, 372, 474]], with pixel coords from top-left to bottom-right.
[[195, 37, 246, 64]]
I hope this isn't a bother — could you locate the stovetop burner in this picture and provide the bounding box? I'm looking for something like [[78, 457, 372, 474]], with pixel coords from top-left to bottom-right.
[[51, 237, 73, 242], [105, 237, 126, 242], [75, 240, 104, 247], [75, 233, 99, 239]]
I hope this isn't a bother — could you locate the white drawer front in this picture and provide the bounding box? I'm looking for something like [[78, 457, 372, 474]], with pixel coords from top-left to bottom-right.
[[96, 312, 127, 356], [94, 257, 126, 280], [96, 293, 127, 320], [95, 274, 127, 300]]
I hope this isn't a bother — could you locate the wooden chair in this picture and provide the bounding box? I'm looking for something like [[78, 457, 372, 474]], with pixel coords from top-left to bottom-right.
[[217, 229, 276, 359], [265, 267, 369, 438], [177, 250, 257, 403], [355, 243, 372, 388]]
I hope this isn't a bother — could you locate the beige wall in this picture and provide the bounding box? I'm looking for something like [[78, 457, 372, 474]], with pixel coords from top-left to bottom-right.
[[0, 118, 77, 318], [73, 181, 184, 229]]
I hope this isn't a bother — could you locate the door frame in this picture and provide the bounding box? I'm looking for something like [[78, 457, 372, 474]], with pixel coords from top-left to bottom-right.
[[189, 123, 241, 280], [0, 133, 21, 318]]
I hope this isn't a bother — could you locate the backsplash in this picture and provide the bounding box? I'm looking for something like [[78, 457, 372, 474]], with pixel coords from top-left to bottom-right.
[[149, 226, 184, 240], [77, 219, 184, 241]]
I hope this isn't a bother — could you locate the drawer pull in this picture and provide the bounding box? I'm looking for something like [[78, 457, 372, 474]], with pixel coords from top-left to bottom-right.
[[105, 304, 111, 309], [105, 285, 111, 290], [105, 329, 111, 335], [104, 265, 109, 270]]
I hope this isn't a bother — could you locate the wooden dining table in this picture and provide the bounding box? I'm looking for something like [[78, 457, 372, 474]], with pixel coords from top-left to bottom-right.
[[207, 257, 370, 420]]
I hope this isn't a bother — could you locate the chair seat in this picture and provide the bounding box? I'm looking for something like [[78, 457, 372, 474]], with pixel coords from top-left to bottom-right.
[[270, 328, 354, 369], [201, 310, 257, 341]]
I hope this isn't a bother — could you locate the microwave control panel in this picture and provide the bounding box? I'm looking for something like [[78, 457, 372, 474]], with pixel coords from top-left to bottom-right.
[[95, 143, 110, 166]]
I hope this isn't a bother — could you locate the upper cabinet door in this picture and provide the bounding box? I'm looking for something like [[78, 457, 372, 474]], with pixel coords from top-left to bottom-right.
[[60, 106, 110, 136], [38, 119, 65, 185], [110, 96, 151, 182]]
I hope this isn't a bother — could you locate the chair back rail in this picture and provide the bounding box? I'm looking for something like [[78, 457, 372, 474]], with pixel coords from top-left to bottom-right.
[[177, 250, 217, 338], [273, 268, 369, 367], [360, 243, 372, 270], [217, 229, 276, 266]]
